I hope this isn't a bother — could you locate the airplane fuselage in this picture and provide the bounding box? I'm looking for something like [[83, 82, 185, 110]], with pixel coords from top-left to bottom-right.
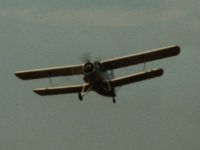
[[83, 62, 116, 98]]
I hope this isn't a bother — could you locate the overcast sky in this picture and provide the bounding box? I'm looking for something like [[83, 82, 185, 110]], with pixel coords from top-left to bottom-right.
[[1, 0, 200, 149]]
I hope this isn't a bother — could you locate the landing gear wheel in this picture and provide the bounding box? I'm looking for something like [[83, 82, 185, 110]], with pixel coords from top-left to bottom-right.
[[78, 93, 83, 101], [112, 98, 116, 104]]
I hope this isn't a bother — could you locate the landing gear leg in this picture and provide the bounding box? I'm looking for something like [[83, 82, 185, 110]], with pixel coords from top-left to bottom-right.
[[78, 93, 83, 101], [78, 84, 86, 101], [106, 80, 116, 104], [112, 97, 116, 104], [78, 84, 91, 101]]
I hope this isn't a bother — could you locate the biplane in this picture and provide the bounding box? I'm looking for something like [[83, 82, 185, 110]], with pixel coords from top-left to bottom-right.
[[15, 45, 180, 103]]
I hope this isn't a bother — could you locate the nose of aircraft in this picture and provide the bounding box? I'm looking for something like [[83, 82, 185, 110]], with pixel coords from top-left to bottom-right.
[[83, 62, 95, 74]]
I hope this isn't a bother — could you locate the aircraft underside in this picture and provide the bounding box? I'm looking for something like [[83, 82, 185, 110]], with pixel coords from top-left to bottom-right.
[[79, 81, 117, 103]]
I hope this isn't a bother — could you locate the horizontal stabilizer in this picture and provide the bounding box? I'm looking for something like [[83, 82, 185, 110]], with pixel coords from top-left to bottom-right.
[[100, 45, 180, 70], [34, 84, 89, 96], [15, 64, 83, 80], [109, 68, 164, 87]]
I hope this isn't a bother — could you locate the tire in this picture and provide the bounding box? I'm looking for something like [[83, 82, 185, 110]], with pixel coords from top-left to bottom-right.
[[78, 93, 83, 101], [112, 98, 116, 104]]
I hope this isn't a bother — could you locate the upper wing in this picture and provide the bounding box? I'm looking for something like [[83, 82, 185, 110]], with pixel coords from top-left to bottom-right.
[[34, 83, 89, 96], [109, 68, 163, 87], [100, 45, 180, 70], [15, 64, 84, 80]]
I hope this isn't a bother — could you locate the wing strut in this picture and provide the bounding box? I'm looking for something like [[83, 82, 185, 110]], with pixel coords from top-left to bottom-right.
[[143, 62, 146, 71], [48, 73, 54, 87]]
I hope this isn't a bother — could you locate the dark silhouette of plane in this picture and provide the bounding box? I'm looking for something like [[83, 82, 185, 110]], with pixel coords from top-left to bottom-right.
[[15, 45, 180, 103]]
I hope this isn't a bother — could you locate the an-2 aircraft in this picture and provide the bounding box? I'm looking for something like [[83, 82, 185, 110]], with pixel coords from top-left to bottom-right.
[[15, 45, 180, 103]]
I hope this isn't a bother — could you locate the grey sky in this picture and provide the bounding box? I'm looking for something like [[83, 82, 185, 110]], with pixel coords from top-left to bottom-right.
[[0, 0, 200, 149]]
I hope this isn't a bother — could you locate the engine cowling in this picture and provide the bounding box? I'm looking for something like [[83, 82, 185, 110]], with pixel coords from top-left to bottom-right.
[[83, 62, 95, 74]]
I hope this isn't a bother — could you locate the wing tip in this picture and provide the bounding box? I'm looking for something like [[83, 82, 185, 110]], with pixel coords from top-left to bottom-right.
[[15, 72, 26, 80], [146, 68, 164, 77], [158, 68, 164, 76], [164, 45, 181, 56], [173, 45, 181, 55], [33, 88, 45, 96]]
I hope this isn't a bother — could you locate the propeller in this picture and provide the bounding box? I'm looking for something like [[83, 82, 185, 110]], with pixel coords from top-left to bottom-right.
[[81, 52, 92, 63], [81, 52, 102, 63]]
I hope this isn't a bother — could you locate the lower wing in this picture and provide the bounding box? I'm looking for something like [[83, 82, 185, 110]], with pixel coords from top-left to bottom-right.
[[33, 69, 163, 96], [34, 83, 89, 96], [109, 68, 163, 87]]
